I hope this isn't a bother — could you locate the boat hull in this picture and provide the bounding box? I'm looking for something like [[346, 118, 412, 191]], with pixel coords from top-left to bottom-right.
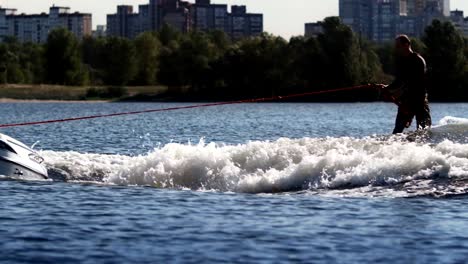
[[0, 157, 48, 180]]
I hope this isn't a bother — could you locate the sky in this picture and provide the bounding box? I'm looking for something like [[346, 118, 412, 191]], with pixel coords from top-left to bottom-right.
[[1, 0, 468, 39]]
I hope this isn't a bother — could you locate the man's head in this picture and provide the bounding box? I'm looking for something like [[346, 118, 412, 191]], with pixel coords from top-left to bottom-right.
[[394, 35, 412, 57]]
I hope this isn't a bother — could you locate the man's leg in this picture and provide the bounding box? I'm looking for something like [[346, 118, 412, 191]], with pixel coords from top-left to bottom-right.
[[416, 98, 432, 130], [393, 107, 414, 134]]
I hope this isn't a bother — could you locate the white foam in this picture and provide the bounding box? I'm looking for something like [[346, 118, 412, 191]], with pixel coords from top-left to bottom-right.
[[39, 116, 468, 195], [40, 137, 465, 194], [437, 116, 468, 126]]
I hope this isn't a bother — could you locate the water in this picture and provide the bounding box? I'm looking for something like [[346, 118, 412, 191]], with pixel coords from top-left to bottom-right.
[[1, 102, 468, 263]]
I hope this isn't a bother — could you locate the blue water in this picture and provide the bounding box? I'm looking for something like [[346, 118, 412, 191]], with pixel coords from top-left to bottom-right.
[[1, 102, 468, 263]]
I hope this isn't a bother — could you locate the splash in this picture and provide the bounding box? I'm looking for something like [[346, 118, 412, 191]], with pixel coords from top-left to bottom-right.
[[40, 116, 468, 197]]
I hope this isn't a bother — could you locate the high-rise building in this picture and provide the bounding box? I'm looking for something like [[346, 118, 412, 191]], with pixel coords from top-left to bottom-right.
[[157, 0, 191, 33], [138, 4, 151, 33], [149, 0, 159, 30], [106, 0, 263, 40], [191, 0, 229, 32], [371, 0, 402, 42], [227, 5, 263, 39], [304, 22, 323, 38], [107, 0, 191, 36], [338, 0, 401, 42], [440, 0, 451, 17], [450, 10, 468, 35], [0, 5, 91, 43], [0, 8, 18, 40], [107, 5, 136, 38], [422, 0, 450, 27], [465, 17, 468, 36], [68, 12, 93, 40], [407, 0, 426, 15], [339, 0, 372, 38], [339, 0, 454, 43], [93, 25, 106, 38], [405, 0, 450, 16]]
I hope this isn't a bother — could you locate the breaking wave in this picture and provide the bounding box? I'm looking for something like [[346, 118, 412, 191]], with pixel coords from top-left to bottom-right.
[[42, 116, 468, 197]]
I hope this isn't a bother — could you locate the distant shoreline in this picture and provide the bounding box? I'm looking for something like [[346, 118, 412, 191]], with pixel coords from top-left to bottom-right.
[[0, 98, 110, 103], [1, 97, 467, 104], [1, 84, 467, 103], [0, 84, 167, 102]]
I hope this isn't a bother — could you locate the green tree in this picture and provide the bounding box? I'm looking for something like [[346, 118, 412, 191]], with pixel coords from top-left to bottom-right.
[[158, 31, 221, 94], [356, 39, 383, 85], [307, 17, 382, 101], [207, 30, 230, 56], [464, 37, 468, 59], [45, 28, 88, 85], [318, 17, 361, 87], [0, 37, 25, 84], [101, 37, 137, 86], [287, 36, 318, 92], [423, 20, 466, 101], [376, 43, 394, 76], [220, 33, 291, 97], [157, 24, 182, 46], [179, 31, 219, 92], [134, 32, 161, 85], [410, 37, 427, 54], [316, 17, 381, 94], [20, 42, 45, 84], [81, 36, 106, 85]]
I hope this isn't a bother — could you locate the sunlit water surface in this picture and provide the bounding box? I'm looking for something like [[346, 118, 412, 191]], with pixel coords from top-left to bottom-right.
[[1, 102, 468, 263]]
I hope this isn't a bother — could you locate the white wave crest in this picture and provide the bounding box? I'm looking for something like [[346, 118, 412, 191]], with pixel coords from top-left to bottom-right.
[[39, 116, 468, 195], [437, 116, 468, 126], [42, 137, 467, 194]]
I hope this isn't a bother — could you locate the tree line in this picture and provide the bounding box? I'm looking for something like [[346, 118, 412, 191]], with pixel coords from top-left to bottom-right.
[[0, 17, 466, 101]]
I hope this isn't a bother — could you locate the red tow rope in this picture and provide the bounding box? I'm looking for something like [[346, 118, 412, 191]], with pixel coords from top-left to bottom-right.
[[0, 84, 374, 128]]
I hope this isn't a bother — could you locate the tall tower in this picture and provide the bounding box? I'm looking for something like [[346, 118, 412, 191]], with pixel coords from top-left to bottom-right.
[[439, 0, 450, 17], [339, 0, 372, 39], [400, 0, 408, 16], [149, 0, 159, 30], [406, 0, 427, 15], [370, 0, 401, 42]]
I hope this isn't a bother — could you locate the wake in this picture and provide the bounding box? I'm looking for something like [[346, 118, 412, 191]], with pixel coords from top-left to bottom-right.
[[40, 116, 468, 197]]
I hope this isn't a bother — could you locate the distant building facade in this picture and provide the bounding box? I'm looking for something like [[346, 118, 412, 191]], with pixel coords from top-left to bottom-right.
[[93, 25, 106, 38], [106, 0, 263, 40], [107, 0, 192, 38], [304, 22, 323, 38], [156, 0, 191, 33], [0, 6, 92, 43], [465, 17, 468, 35], [450, 9, 468, 35], [227, 5, 263, 39], [191, 0, 229, 32], [107, 5, 136, 39], [371, 0, 402, 42], [338, 0, 464, 43], [339, 0, 373, 39]]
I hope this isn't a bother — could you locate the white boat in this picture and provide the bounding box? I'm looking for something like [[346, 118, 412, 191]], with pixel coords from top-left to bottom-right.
[[0, 133, 48, 180]]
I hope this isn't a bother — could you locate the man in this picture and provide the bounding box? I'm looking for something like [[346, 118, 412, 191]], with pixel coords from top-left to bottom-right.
[[377, 35, 432, 134]]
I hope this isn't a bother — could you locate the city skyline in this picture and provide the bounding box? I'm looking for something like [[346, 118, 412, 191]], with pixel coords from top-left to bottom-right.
[[1, 0, 468, 39]]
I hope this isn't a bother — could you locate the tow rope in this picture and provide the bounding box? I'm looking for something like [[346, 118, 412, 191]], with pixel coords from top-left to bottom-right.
[[0, 84, 375, 128]]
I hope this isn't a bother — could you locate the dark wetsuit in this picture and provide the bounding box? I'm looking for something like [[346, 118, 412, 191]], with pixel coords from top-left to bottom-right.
[[386, 52, 432, 134]]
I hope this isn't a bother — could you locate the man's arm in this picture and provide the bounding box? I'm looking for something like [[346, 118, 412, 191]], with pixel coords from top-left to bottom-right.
[[385, 78, 404, 92]]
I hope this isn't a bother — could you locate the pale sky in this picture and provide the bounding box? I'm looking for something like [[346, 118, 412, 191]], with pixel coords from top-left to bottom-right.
[[2, 0, 468, 39]]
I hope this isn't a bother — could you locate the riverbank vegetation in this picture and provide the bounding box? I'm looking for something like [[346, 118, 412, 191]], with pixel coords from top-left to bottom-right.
[[0, 17, 466, 102], [0, 84, 166, 101]]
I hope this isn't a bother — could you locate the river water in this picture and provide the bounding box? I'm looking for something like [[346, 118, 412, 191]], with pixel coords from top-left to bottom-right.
[[0, 102, 467, 263]]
